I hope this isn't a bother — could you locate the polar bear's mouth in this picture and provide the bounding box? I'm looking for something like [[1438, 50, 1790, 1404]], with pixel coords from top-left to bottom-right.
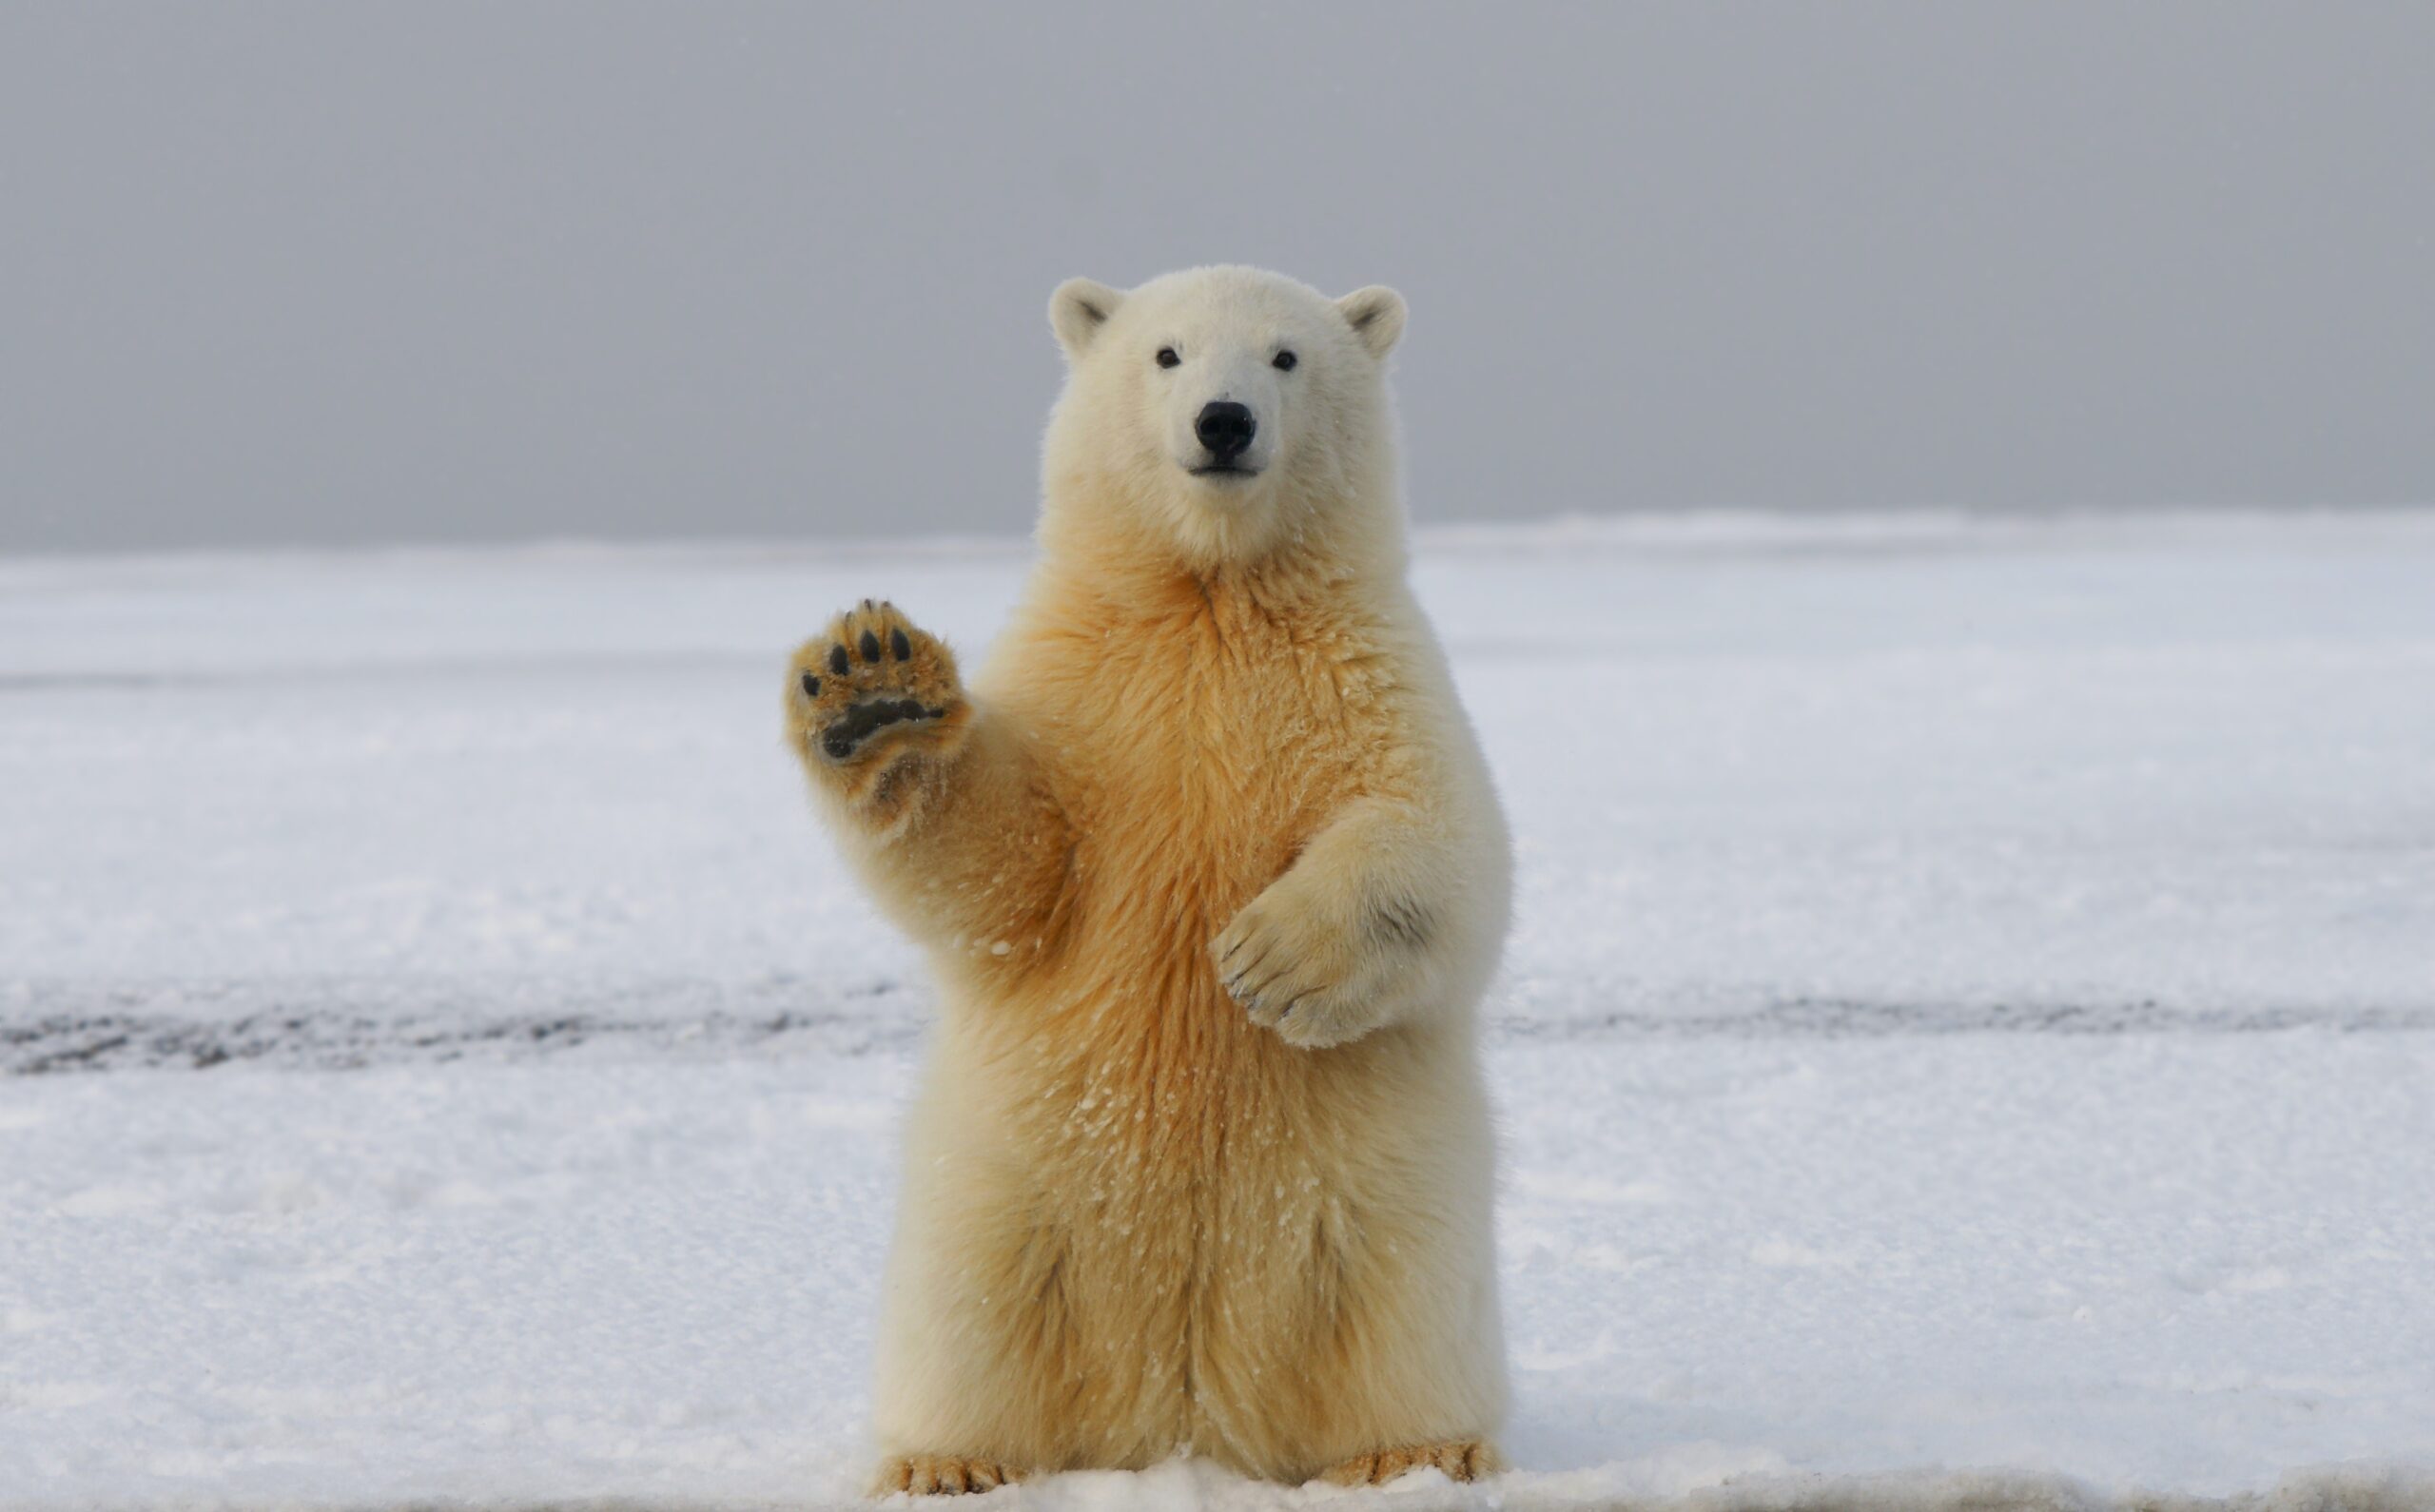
[[1188, 463, 1261, 479]]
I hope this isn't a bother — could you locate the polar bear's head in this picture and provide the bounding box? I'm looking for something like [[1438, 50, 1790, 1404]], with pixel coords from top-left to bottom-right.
[[1042, 265, 1408, 572]]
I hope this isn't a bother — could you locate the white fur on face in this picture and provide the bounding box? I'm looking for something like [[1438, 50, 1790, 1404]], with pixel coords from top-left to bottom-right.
[[1158, 339, 1284, 482], [1043, 266, 1405, 572]]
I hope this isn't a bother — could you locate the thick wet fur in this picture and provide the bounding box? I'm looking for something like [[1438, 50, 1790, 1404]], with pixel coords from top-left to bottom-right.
[[785, 267, 1510, 1491]]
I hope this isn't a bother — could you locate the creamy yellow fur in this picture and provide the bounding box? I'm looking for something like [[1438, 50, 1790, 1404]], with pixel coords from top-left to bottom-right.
[[785, 267, 1510, 1491]]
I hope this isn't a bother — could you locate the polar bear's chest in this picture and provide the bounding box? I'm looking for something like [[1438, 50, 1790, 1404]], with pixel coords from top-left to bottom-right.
[[1087, 655, 1375, 882], [998, 596, 1412, 1018]]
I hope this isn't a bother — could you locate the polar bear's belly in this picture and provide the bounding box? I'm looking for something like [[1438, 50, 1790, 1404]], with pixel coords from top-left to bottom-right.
[[963, 959, 1465, 1462]]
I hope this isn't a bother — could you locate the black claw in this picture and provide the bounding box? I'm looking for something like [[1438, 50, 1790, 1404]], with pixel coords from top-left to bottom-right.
[[828, 644, 849, 676], [860, 630, 882, 664], [890, 627, 912, 661], [800, 672, 820, 698]]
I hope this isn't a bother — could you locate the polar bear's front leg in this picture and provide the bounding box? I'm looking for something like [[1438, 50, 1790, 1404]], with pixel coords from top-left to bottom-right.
[[1211, 798, 1484, 1049], [786, 602, 1074, 965]]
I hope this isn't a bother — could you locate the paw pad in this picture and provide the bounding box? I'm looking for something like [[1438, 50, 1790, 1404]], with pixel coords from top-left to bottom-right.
[[788, 600, 964, 767]]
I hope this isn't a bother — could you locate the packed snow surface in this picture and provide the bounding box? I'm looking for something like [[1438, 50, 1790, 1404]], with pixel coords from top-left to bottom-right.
[[3, 512, 2432, 1509]]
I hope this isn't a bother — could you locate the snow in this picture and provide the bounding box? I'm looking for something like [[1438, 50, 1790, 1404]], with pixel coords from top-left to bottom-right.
[[4, 511, 2434, 1509]]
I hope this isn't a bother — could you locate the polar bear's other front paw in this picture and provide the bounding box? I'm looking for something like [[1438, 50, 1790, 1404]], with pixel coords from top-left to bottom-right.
[[785, 600, 969, 770], [1212, 887, 1386, 1049]]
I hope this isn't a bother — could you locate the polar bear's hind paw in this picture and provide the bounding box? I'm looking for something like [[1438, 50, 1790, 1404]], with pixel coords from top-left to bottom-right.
[[1318, 1439, 1501, 1486], [873, 1453, 1024, 1496]]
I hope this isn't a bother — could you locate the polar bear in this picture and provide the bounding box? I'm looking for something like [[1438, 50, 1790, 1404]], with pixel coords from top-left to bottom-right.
[[784, 266, 1510, 1494]]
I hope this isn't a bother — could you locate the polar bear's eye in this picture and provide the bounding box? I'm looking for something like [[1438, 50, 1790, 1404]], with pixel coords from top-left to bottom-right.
[[1273, 350, 1298, 372], [1156, 347, 1180, 369]]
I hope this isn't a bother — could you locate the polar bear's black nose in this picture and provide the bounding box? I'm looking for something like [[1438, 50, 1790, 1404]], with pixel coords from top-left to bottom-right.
[[1196, 401, 1256, 464]]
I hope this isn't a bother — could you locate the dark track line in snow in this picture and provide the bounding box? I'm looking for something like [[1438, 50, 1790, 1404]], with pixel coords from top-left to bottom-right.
[[1, 1007, 920, 1075], [1505, 999, 2435, 1040], [6, 980, 2433, 1074], [0, 976, 924, 1075]]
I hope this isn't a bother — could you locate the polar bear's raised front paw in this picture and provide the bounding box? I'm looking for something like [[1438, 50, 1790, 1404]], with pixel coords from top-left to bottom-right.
[[786, 600, 968, 768]]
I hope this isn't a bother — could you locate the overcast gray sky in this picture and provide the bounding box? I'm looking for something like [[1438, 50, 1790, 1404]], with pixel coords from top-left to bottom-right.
[[3, 3, 2430, 552]]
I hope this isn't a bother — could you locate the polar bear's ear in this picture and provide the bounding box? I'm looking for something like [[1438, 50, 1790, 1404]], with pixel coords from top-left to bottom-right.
[[1334, 285, 1408, 359], [1050, 278, 1125, 360]]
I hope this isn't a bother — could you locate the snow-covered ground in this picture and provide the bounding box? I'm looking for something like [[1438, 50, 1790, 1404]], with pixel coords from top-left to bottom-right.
[[4, 512, 2433, 1509]]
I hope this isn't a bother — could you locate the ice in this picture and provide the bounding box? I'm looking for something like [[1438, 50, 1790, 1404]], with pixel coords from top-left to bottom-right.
[[3, 511, 2433, 1508]]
